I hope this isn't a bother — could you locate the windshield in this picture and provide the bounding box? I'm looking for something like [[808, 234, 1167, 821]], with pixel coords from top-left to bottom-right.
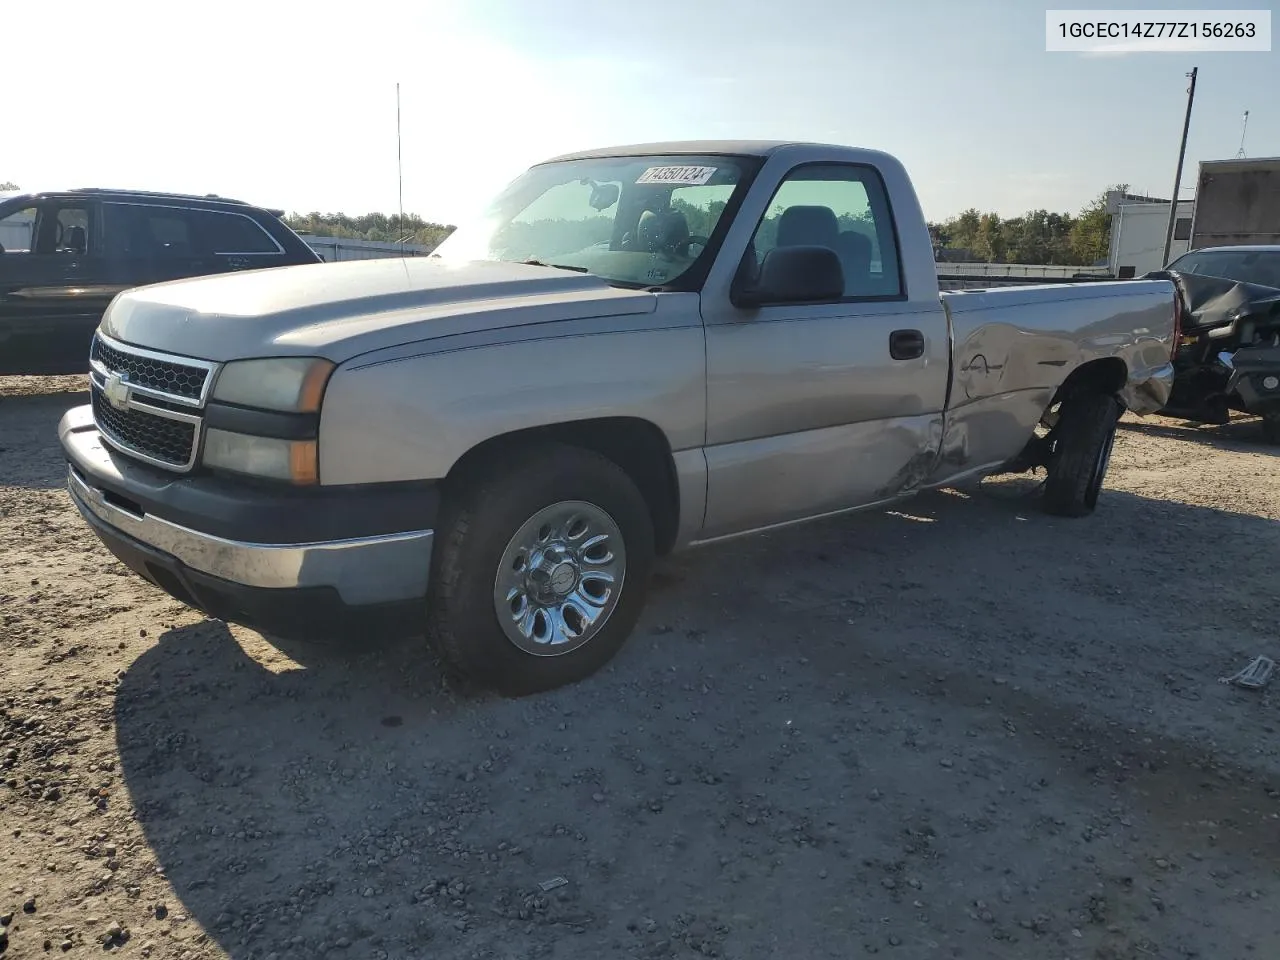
[[431, 155, 755, 288], [1167, 248, 1280, 288]]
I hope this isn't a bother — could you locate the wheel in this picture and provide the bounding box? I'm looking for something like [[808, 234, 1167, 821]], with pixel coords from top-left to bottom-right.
[[1041, 392, 1122, 517], [427, 443, 656, 696]]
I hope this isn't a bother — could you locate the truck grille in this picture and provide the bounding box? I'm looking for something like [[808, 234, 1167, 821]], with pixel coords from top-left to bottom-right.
[[90, 334, 211, 401], [91, 391, 198, 468], [88, 333, 217, 473]]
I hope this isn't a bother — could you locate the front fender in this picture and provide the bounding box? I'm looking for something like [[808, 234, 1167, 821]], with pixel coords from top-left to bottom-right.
[[317, 327, 706, 485]]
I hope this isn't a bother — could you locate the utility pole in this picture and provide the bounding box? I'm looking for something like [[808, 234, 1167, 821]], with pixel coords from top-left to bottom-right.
[[1161, 67, 1197, 267]]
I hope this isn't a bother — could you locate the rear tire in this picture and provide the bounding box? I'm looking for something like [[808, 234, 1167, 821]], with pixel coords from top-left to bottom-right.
[[427, 443, 655, 697], [1041, 392, 1122, 517]]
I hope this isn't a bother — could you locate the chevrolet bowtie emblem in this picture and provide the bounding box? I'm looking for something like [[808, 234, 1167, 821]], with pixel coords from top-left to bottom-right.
[[104, 371, 132, 411]]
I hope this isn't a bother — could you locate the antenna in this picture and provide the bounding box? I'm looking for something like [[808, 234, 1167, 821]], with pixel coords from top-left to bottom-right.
[[396, 82, 405, 257], [1236, 110, 1249, 159]]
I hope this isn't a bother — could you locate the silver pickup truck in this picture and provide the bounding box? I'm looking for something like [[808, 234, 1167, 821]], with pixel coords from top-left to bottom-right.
[[59, 140, 1179, 695]]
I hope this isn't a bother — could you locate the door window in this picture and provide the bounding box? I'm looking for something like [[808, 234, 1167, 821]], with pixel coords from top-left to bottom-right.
[[102, 203, 280, 258], [746, 163, 903, 299], [53, 207, 90, 255], [0, 206, 37, 254], [0, 204, 92, 256], [102, 203, 197, 260], [186, 209, 280, 254]]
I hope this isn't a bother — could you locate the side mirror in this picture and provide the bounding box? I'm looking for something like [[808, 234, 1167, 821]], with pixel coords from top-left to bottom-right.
[[732, 245, 844, 308]]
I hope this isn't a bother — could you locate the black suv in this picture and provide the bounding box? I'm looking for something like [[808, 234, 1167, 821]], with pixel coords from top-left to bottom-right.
[[0, 188, 321, 375]]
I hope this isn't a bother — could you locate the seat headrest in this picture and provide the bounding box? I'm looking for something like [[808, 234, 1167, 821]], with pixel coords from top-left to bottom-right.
[[835, 230, 872, 259], [776, 205, 839, 248], [64, 224, 87, 253]]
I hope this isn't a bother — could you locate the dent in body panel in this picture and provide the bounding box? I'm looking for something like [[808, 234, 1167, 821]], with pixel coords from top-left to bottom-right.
[[944, 282, 1177, 405], [318, 324, 707, 486], [922, 389, 1055, 488], [699, 414, 941, 541]]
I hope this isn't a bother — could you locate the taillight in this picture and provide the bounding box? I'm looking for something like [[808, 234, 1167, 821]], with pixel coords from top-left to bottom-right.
[[1170, 286, 1184, 360]]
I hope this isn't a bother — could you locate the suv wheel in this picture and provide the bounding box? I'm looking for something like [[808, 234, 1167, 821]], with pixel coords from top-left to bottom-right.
[[427, 444, 655, 696]]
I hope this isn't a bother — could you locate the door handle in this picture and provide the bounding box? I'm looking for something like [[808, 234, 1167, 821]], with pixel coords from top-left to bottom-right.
[[889, 329, 925, 360]]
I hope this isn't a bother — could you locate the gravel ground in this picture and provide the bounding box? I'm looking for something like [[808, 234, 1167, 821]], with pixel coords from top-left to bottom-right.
[[2, 374, 1279, 960]]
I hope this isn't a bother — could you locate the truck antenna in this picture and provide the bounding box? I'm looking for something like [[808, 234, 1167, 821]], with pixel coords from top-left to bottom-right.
[[397, 82, 405, 257], [1236, 110, 1249, 159]]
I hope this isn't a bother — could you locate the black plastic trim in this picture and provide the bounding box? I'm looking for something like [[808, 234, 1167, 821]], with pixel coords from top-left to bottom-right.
[[204, 402, 319, 440]]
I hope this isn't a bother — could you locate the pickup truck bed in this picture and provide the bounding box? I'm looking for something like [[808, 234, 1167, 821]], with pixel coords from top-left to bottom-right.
[[59, 140, 1178, 695]]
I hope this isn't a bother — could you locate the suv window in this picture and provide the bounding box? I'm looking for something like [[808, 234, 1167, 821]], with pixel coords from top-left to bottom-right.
[[0, 206, 37, 254], [747, 163, 903, 299], [102, 202, 280, 258], [187, 209, 280, 254], [103, 203, 195, 259]]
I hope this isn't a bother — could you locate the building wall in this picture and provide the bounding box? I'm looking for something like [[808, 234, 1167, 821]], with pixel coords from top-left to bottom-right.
[[1108, 200, 1193, 277]]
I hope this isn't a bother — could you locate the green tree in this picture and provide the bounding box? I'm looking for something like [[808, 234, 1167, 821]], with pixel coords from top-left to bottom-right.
[[1068, 187, 1122, 265], [975, 213, 1006, 262], [284, 211, 455, 250], [0, 181, 18, 191]]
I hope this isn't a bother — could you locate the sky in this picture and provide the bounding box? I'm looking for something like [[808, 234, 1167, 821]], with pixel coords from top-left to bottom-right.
[[4, 0, 1277, 227]]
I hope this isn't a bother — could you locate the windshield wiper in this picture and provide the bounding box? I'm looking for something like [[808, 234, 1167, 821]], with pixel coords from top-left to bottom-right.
[[519, 259, 589, 273]]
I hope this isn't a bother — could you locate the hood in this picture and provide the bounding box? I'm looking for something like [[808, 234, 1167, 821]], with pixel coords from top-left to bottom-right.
[[101, 257, 657, 363], [1149, 269, 1280, 335]]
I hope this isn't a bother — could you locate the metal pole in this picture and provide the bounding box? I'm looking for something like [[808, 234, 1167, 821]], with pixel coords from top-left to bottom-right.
[[396, 82, 405, 257], [1162, 67, 1197, 267]]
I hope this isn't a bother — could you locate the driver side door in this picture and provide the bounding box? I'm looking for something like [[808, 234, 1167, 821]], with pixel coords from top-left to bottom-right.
[[699, 161, 951, 539]]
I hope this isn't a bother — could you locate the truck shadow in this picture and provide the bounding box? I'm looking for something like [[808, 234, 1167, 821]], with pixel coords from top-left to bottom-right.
[[1118, 413, 1278, 455], [112, 484, 1280, 959], [0, 388, 89, 490]]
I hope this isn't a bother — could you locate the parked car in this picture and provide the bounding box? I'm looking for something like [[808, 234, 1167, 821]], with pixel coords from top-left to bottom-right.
[[1147, 246, 1280, 441], [58, 140, 1179, 695], [0, 188, 321, 375]]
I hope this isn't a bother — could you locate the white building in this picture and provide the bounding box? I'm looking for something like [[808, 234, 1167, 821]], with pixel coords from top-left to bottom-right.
[[1107, 199, 1193, 278]]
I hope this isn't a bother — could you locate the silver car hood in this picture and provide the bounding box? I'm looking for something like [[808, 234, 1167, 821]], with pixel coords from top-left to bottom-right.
[[101, 257, 657, 364]]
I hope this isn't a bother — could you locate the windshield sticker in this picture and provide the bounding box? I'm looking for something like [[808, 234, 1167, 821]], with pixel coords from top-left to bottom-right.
[[636, 165, 717, 186]]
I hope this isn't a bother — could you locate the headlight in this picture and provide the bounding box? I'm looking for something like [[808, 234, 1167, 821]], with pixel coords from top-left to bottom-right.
[[203, 429, 319, 485], [211, 357, 334, 413]]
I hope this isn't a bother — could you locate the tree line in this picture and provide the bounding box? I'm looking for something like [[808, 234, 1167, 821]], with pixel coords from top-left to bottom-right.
[[282, 211, 456, 250], [928, 186, 1125, 266]]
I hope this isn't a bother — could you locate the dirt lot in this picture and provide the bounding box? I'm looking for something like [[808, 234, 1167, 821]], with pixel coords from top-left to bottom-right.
[[2, 375, 1279, 960]]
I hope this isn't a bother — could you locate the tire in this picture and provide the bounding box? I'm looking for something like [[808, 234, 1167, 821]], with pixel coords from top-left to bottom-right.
[[427, 443, 656, 696], [1041, 392, 1122, 518]]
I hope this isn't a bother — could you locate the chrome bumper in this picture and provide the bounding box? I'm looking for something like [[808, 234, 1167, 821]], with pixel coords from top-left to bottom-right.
[[67, 465, 434, 606]]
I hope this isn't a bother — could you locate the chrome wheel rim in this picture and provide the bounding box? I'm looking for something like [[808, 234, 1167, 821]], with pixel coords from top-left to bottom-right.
[[493, 500, 626, 657]]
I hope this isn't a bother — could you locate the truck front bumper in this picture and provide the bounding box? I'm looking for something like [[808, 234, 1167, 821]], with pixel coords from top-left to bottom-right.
[[59, 404, 434, 641]]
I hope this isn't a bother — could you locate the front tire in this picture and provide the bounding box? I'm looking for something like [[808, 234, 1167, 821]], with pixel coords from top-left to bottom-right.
[[427, 443, 656, 696], [1041, 392, 1122, 517]]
